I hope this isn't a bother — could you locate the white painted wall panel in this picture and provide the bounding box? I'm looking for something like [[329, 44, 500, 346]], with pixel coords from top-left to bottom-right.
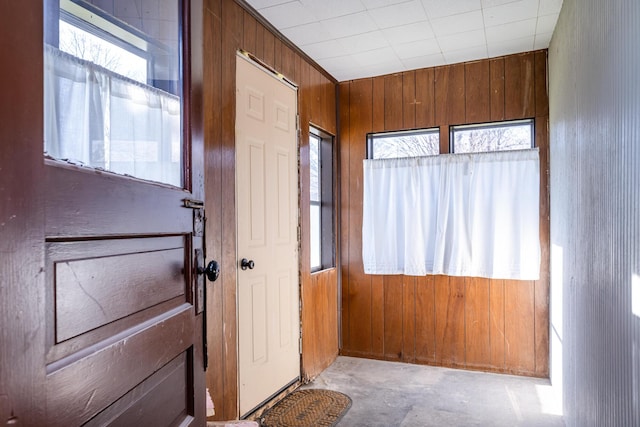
[[549, 0, 640, 425]]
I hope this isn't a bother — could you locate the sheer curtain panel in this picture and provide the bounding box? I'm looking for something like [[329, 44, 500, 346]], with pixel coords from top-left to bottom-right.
[[362, 149, 540, 280], [44, 47, 181, 187]]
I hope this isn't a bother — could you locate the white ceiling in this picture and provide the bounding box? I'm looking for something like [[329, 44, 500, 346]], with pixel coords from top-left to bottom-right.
[[244, 0, 563, 81]]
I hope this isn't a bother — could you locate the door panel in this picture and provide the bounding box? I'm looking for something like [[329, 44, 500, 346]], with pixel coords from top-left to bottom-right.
[[40, 1, 205, 425], [236, 54, 300, 416]]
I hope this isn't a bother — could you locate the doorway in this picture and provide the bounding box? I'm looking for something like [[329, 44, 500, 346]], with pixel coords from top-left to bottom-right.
[[235, 52, 301, 416]]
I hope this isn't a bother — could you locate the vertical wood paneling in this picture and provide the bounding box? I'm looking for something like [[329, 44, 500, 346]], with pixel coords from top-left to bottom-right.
[[435, 276, 465, 367], [219, 0, 242, 418], [281, 45, 295, 82], [384, 74, 403, 130], [535, 115, 550, 376], [242, 11, 256, 54], [254, 23, 263, 59], [435, 63, 465, 125], [504, 52, 535, 119], [402, 71, 416, 129], [504, 280, 536, 374], [403, 277, 417, 362], [465, 61, 490, 123], [262, 29, 275, 68], [273, 38, 282, 72], [383, 276, 404, 360], [415, 276, 436, 363], [203, 3, 224, 419], [345, 79, 373, 354], [489, 279, 505, 369], [534, 50, 549, 117], [490, 58, 505, 121], [371, 275, 385, 356], [339, 82, 351, 351], [415, 68, 435, 128], [465, 277, 491, 369], [339, 51, 549, 378], [372, 76, 385, 133]]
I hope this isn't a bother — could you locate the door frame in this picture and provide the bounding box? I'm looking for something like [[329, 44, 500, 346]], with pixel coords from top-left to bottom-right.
[[234, 51, 302, 417]]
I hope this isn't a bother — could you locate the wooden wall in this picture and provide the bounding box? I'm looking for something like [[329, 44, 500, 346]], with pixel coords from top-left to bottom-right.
[[339, 50, 550, 377], [202, 0, 339, 419]]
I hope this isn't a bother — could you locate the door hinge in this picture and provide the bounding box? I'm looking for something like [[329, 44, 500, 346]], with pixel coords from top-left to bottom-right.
[[296, 114, 300, 132], [299, 335, 303, 355]]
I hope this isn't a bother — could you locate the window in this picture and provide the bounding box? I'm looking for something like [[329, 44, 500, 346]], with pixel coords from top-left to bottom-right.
[[310, 127, 335, 272], [44, 0, 183, 186], [451, 119, 534, 153], [367, 128, 440, 159]]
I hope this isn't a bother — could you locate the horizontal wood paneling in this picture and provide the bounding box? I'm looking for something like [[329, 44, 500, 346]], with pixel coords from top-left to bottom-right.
[[339, 51, 550, 377], [203, 0, 338, 419]]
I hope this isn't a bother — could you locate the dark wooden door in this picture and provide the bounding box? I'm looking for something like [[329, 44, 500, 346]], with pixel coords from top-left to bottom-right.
[[0, 1, 206, 425]]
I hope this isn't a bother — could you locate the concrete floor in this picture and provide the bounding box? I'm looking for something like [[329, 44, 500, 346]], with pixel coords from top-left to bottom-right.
[[302, 356, 564, 427]]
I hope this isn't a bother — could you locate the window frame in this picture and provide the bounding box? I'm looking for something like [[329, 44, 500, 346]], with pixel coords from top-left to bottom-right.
[[309, 126, 335, 273], [450, 118, 535, 154], [366, 127, 440, 159]]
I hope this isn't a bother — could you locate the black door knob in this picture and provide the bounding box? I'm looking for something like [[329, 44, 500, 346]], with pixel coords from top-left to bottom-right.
[[198, 260, 220, 282], [240, 258, 255, 270]]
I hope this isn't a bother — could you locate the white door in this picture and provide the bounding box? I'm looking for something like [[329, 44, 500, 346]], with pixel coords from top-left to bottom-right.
[[235, 53, 300, 416]]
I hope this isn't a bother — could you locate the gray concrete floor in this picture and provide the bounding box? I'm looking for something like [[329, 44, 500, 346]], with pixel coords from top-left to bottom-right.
[[302, 356, 564, 427]]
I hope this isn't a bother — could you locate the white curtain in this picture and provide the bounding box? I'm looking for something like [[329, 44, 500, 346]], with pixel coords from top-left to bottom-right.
[[44, 47, 181, 187], [362, 149, 540, 280]]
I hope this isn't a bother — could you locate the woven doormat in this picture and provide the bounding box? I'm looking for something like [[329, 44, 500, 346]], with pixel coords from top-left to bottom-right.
[[261, 389, 352, 427]]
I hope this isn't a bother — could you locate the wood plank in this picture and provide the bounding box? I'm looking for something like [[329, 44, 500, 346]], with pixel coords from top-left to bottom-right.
[[221, 0, 242, 43], [204, 0, 221, 17], [435, 63, 465, 125], [281, 45, 296, 82], [465, 60, 490, 123], [203, 6, 224, 420], [384, 73, 404, 130], [415, 68, 435, 128], [372, 76, 385, 133], [490, 57, 505, 121], [324, 76, 337, 135], [535, 115, 550, 376], [383, 275, 404, 360], [403, 70, 416, 129], [489, 279, 506, 370], [338, 82, 351, 350], [415, 276, 436, 364], [403, 276, 417, 363], [371, 275, 385, 357], [534, 50, 549, 117], [262, 28, 275, 67], [274, 38, 282, 72], [242, 11, 256, 54], [346, 78, 373, 354], [435, 276, 465, 367], [220, 2, 242, 414], [254, 23, 264, 59], [504, 280, 536, 375], [464, 277, 491, 369], [504, 52, 535, 119], [301, 274, 319, 380]]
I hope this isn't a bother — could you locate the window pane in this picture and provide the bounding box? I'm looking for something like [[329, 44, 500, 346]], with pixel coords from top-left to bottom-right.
[[452, 120, 533, 154], [369, 129, 439, 159], [44, 0, 183, 187], [310, 204, 321, 270], [310, 135, 320, 202]]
